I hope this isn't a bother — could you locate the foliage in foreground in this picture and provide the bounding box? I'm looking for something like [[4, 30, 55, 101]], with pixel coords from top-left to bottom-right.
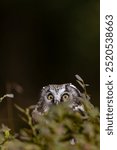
[[0, 75, 100, 150]]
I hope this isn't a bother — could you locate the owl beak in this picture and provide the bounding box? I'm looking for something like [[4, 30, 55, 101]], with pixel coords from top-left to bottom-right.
[[54, 100, 59, 105]]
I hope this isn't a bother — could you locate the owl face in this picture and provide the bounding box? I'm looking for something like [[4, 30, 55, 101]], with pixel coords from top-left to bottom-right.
[[32, 83, 85, 121], [40, 83, 80, 106]]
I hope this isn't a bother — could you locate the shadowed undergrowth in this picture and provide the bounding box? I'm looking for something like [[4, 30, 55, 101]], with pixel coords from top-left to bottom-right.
[[0, 75, 100, 150]]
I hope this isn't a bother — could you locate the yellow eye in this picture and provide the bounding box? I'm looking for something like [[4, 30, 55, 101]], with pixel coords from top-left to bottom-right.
[[62, 93, 69, 101], [47, 94, 54, 100]]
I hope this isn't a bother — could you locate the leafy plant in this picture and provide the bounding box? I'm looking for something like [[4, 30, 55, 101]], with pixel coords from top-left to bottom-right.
[[0, 75, 100, 150]]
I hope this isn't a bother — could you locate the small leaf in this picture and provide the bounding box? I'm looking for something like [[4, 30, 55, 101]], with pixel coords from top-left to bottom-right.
[[15, 104, 25, 114], [76, 80, 85, 89], [85, 84, 90, 87], [1, 124, 11, 133], [75, 74, 84, 83], [0, 94, 14, 102], [4, 130, 10, 139], [5, 94, 14, 98], [18, 114, 28, 123]]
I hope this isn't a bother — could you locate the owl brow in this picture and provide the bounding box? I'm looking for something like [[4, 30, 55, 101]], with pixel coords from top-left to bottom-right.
[[46, 89, 51, 93], [63, 89, 69, 93], [65, 86, 80, 96]]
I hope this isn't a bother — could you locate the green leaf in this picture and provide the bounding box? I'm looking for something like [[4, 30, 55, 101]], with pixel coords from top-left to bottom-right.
[[14, 104, 25, 114], [75, 74, 84, 83]]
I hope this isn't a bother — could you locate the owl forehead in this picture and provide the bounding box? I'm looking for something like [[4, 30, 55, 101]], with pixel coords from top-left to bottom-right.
[[41, 83, 79, 96], [48, 84, 67, 94]]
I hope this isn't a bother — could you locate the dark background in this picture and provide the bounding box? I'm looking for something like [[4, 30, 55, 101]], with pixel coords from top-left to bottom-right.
[[0, 0, 99, 129]]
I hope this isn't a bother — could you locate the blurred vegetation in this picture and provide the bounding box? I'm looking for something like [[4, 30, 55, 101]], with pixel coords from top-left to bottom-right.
[[0, 75, 99, 150]]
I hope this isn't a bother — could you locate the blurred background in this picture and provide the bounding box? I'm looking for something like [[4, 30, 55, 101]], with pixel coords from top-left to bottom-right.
[[0, 0, 99, 129]]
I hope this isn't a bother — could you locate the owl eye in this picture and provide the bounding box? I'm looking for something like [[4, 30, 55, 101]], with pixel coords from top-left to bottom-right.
[[62, 93, 69, 101], [47, 93, 54, 101]]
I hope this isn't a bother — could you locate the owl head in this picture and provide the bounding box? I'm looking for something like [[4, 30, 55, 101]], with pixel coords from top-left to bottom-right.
[[32, 83, 85, 121], [40, 83, 80, 104], [36, 83, 84, 113]]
